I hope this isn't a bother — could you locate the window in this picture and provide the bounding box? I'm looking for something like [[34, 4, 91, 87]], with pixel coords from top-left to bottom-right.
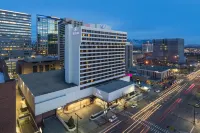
[[33, 66, 37, 73], [45, 65, 49, 71], [39, 65, 43, 72]]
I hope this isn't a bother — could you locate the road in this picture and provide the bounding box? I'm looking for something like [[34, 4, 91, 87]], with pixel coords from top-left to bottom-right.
[[99, 70, 200, 133]]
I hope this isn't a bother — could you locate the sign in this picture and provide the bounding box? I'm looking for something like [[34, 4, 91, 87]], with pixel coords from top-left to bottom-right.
[[100, 24, 106, 29], [72, 27, 80, 35], [96, 90, 103, 99]]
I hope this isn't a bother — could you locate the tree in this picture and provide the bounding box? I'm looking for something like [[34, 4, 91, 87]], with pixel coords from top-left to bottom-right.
[[67, 116, 75, 129]]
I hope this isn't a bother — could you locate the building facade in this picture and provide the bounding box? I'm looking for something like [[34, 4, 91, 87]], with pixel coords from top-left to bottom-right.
[[0, 9, 32, 59], [152, 38, 185, 64], [137, 66, 171, 80], [125, 43, 133, 70], [142, 41, 153, 53], [64, 24, 127, 88], [0, 59, 16, 133], [17, 24, 134, 126], [37, 15, 60, 56], [58, 18, 83, 67], [16, 56, 61, 74]]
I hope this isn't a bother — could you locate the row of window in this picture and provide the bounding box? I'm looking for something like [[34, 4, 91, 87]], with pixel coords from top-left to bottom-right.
[[80, 58, 124, 65], [80, 68, 125, 81], [80, 49, 124, 53], [80, 55, 124, 61], [80, 65, 125, 75], [82, 34, 127, 39], [80, 61, 123, 69], [80, 71, 125, 85], [80, 52, 124, 57], [81, 42, 126, 45], [82, 38, 126, 42], [82, 29, 126, 36], [80, 45, 125, 49]]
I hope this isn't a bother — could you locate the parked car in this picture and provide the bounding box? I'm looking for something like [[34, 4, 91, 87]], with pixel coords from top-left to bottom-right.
[[155, 90, 160, 93], [109, 115, 117, 122], [131, 104, 137, 108]]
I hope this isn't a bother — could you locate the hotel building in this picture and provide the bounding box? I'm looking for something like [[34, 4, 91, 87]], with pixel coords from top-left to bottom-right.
[[18, 24, 135, 126]]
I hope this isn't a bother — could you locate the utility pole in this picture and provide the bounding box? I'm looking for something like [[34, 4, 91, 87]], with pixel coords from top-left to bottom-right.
[[188, 103, 200, 125], [75, 113, 82, 133]]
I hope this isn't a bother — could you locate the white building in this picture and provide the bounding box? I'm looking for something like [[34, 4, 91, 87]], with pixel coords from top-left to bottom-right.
[[64, 24, 127, 88], [18, 24, 135, 125]]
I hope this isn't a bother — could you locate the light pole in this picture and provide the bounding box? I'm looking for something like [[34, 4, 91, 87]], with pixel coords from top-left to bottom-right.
[[188, 103, 200, 125], [75, 113, 82, 133]]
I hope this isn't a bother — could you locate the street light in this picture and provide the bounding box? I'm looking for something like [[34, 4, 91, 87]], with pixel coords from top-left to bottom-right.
[[188, 103, 200, 125], [75, 113, 82, 133]]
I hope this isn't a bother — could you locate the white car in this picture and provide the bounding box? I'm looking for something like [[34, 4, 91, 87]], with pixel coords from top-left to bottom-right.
[[155, 90, 160, 93], [109, 115, 117, 122], [131, 105, 137, 108]]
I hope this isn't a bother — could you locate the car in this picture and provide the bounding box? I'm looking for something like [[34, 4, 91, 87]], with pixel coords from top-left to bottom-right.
[[131, 104, 137, 108], [109, 115, 117, 122], [155, 90, 160, 93]]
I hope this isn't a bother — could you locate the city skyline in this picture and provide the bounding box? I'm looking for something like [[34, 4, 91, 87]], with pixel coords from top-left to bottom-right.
[[1, 0, 200, 44]]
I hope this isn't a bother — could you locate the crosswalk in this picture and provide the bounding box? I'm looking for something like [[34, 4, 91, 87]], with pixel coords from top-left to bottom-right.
[[142, 120, 169, 133]]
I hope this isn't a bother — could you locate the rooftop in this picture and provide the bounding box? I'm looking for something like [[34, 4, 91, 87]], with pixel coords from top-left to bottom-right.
[[96, 80, 133, 93], [19, 69, 77, 96], [24, 56, 58, 63], [138, 66, 171, 72]]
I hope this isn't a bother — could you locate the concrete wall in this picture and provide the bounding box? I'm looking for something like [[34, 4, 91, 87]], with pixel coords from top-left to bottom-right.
[[93, 88, 109, 101], [108, 84, 135, 102], [93, 84, 135, 102], [18, 77, 35, 114], [65, 25, 81, 85], [34, 86, 93, 116]]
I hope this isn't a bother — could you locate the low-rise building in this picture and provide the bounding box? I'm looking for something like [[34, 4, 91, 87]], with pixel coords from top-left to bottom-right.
[[16, 56, 61, 74], [137, 66, 171, 81], [0, 59, 16, 133], [18, 69, 134, 126]]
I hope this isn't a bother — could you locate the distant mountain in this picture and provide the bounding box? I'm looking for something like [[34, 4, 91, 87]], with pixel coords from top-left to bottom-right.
[[128, 39, 152, 48], [185, 44, 200, 48]]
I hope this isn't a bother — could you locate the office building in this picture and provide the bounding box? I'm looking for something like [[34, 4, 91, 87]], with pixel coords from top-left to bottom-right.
[[0, 59, 16, 133], [0, 9, 32, 59], [137, 66, 171, 80], [152, 38, 185, 64], [125, 42, 133, 70], [18, 24, 136, 126], [142, 41, 153, 53], [16, 56, 61, 74], [58, 18, 83, 67], [37, 15, 60, 56]]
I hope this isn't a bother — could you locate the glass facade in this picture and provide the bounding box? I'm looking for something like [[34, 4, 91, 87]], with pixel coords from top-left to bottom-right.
[[37, 15, 60, 55], [0, 9, 31, 59]]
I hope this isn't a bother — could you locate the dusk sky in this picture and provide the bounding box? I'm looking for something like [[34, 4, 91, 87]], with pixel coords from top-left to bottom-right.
[[1, 0, 200, 44]]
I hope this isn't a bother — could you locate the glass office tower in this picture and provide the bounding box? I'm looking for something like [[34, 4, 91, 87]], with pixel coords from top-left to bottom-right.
[[0, 9, 31, 59], [37, 15, 60, 55]]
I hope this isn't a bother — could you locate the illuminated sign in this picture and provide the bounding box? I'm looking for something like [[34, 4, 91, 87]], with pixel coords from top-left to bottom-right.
[[96, 89, 103, 99], [100, 24, 106, 29], [72, 27, 80, 35]]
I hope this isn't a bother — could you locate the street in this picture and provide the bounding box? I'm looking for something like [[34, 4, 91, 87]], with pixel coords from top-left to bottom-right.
[[99, 70, 200, 133]]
